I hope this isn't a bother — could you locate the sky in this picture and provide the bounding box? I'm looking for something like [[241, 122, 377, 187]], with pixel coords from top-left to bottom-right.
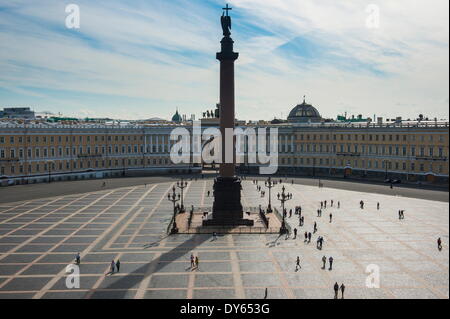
[[0, 0, 448, 121]]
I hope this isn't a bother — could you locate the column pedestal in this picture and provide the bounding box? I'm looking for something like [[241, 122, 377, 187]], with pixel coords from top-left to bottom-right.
[[203, 177, 254, 226]]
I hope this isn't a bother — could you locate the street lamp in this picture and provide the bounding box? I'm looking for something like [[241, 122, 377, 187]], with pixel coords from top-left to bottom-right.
[[277, 185, 292, 234], [265, 176, 275, 212], [47, 160, 55, 183], [176, 178, 188, 213], [167, 186, 180, 234], [384, 160, 389, 180]]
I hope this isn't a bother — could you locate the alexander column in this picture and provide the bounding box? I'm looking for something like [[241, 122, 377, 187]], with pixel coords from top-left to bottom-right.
[[203, 4, 253, 227]]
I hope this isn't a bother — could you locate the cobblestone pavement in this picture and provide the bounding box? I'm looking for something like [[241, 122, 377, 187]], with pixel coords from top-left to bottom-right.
[[0, 180, 447, 299]]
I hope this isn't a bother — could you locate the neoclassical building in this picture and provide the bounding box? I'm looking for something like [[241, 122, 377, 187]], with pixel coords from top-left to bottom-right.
[[0, 102, 448, 185]]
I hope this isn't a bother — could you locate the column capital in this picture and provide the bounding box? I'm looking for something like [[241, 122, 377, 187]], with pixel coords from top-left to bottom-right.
[[216, 36, 239, 61]]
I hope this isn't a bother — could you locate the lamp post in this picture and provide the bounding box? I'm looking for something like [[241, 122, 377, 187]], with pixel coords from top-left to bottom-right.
[[176, 178, 188, 213], [167, 186, 180, 234], [47, 160, 55, 183], [265, 176, 275, 212], [277, 185, 292, 234], [384, 160, 389, 180]]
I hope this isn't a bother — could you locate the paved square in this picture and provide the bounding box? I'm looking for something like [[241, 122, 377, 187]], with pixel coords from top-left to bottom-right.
[[0, 180, 448, 299]]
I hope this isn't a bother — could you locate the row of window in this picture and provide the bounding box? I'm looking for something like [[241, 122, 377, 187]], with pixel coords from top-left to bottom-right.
[[276, 144, 446, 157], [1, 132, 447, 145], [0, 144, 446, 160], [278, 133, 446, 143], [0, 144, 172, 159], [0, 135, 171, 145], [278, 157, 445, 173], [0, 157, 174, 175]]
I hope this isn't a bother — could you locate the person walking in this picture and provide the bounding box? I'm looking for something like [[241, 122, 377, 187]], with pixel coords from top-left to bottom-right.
[[329, 213, 333, 223], [331, 200, 334, 207], [116, 259, 121, 272], [338, 201, 340, 209], [190, 254, 195, 269], [328, 256, 334, 270], [322, 256, 327, 269], [75, 253, 80, 265], [195, 256, 199, 270], [333, 282, 339, 299], [110, 260, 116, 274], [324, 200, 327, 208], [304, 231, 308, 243], [295, 256, 301, 271], [340, 283, 345, 299], [308, 232, 312, 243], [317, 209, 320, 217], [437, 238, 442, 251], [313, 222, 317, 233], [264, 288, 268, 299], [377, 202, 380, 210], [293, 228, 298, 239]]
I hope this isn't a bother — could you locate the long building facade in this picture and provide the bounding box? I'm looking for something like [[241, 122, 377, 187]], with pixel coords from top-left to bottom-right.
[[0, 123, 200, 186], [246, 121, 449, 184], [0, 118, 448, 186]]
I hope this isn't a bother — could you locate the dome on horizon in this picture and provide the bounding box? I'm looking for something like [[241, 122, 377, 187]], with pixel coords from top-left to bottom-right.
[[287, 98, 322, 123], [171, 110, 182, 123]]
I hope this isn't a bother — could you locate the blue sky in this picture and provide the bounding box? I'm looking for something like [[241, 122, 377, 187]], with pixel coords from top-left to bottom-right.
[[0, 0, 448, 120]]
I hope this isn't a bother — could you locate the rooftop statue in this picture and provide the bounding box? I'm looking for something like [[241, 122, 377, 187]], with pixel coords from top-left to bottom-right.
[[221, 4, 232, 37]]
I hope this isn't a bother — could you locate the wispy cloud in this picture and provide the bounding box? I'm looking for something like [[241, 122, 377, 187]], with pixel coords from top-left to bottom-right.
[[0, 0, 448, 120]]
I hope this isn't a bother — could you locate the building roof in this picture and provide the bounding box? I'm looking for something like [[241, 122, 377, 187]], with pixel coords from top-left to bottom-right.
[[171, 110, 182, 123], [287, 98, 322, 123]]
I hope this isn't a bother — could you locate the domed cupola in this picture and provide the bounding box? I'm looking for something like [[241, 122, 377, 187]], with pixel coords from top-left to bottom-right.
[[287, 96, 322, 123], [171, 109, 182, 123]]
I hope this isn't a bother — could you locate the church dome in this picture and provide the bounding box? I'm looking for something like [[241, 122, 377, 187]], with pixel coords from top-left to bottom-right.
[[171, 110, 182, 123], [287, 98, 322, 123]]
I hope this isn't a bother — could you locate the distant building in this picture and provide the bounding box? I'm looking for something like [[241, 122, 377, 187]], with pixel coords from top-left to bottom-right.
[[287, 98, 322, 123], [337, 114, 370, 123], [0, 107, 35, 120], [171, 109, 182, 123], [0, 100, 448, 185]]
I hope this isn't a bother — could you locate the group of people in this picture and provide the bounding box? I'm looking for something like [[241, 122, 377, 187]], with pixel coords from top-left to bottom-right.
[[74, 253, 120, 275], [398, 210, 405, 219], [319, 199, 339, 209], [322, 255, 334, 270], [190, 254, 200, 270], [334, 282, 345, 299], [316, 236, 325, 250], [109, 259, 121, 274]]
